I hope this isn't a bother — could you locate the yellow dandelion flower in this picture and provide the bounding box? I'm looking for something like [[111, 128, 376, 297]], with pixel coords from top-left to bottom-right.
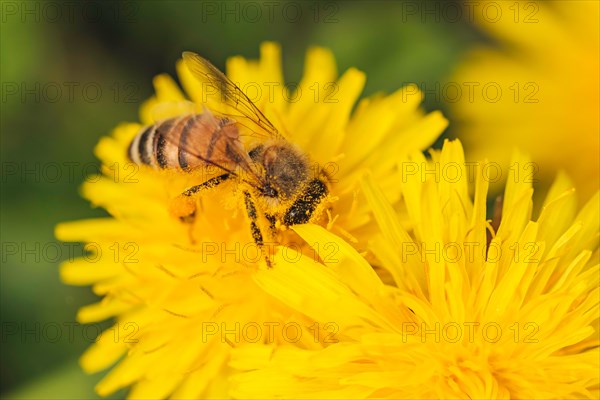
[[56, 42, 447, 398], [230, 139, 599, 399], [450, 0, 599, 200]]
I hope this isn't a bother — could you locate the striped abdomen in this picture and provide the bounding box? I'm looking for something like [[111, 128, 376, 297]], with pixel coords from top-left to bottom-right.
[[128, 112, 242, 172]]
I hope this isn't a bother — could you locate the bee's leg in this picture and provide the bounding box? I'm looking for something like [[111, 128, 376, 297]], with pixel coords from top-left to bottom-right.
[[181, 173, 231, 196], [243, 191, 272, 268], [282, 179, 328, 226], [169, 173, 230, 221], [264, 213, 277, 235]]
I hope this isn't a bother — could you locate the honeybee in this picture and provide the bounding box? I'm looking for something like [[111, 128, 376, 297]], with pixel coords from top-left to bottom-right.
[[128, 52, 331, 266]]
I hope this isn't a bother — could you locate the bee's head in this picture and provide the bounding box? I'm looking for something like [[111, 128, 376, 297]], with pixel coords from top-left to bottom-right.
[[255, 143, 309, 200], [261, 181, 279, 198]]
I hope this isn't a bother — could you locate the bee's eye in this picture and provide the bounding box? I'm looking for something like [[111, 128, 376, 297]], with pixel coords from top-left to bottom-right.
[[262, 183, 278, 198]]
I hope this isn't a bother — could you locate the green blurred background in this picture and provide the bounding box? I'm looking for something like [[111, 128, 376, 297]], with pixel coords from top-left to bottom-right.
[[1, 0, 488, 398]]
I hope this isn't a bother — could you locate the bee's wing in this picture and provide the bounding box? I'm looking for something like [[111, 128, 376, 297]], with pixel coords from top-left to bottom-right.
[[154, 111, 264, 186], [181, 51, 283, 141]]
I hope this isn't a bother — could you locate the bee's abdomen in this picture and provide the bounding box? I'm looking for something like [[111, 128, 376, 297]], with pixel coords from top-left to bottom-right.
[[128, 115, 197, 171]]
